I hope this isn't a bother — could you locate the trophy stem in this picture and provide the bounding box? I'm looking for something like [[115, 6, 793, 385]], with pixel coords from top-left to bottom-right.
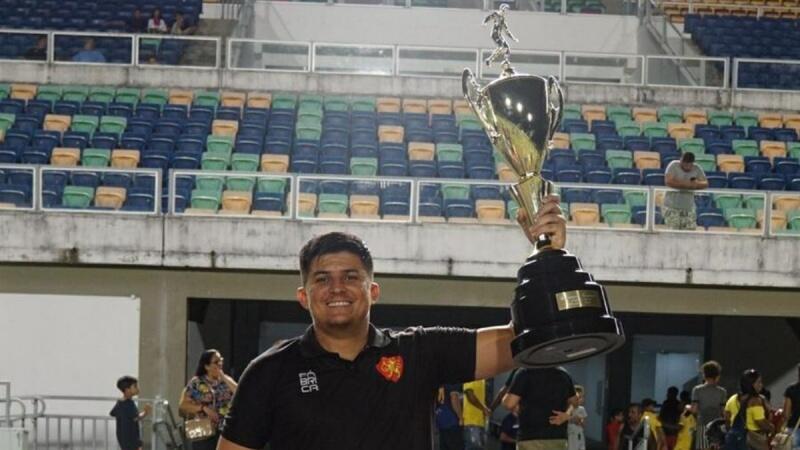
[[510, 175, 554, 251]]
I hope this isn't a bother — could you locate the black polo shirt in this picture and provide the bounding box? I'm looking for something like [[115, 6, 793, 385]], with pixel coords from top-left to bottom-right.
[[508, 367, 576, 441], [222, 324, 477, 450]]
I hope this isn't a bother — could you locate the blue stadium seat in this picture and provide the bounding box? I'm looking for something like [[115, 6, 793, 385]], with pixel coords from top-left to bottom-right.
[[0, 184, 31, 207], [758, 173, 786, 190], [728, 173, 756, 190], [379, 160, 408, 176], [562, 188, 592, 204], [555, 164, 583, 183], [437, 161, 465, 179], [613, 168, 641, 185], [705, 171, 728, 188], [253, 192, 285, 213], [744, 156, 771, 174], [642, 168, 665, 186], [409, 160, 436, 178], [697, 208, 726, 228], [444, 198, 474, 219], [774, 157, 800, 175], [585, 167, 612, 184]]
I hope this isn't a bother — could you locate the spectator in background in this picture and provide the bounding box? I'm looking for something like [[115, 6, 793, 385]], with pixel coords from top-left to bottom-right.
[[617, 404, 644, 450], [664, 152, 708, 230], [72, 38, 106, 63], [436, 385, 465, 450], [500, 409, 519, 450], [660, 387, 682, 450], [692, 361, 727, 450], [781, 364, 800, 450], [608, 408, 626, 450], [179, 349, 237, 450], [130, 8, 147, 33], [724, 369, 773, 450], [503, 367, 577, 450], [147, 8, 168, 34], [110, 375, 151, 450], [463, 379, 491, 450], [642, 398, 666, 450], [674, 403, 696, 450], [23, 36, 47, 60], [171, 12, 197, 35], [569, 385, 588, 450]]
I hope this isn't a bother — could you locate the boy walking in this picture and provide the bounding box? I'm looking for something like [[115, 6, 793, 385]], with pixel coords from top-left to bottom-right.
[[110, 376, 151, 450]]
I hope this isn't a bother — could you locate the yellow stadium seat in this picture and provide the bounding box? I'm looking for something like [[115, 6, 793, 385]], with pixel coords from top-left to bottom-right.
[[212, 120, 239, 137], [51, 147, 81, 166], [402, 98, 427, 114], [783, 114, 800, 131], [221, 91, 246, 108], [377, 97, 401, 113], [350, 195, 380, 219], [552, 132, 570, 149], [247, 92, 271, 108], [757, 209, 787, 230], [582, 104, 606, 123], [570, 203, 600, 226], [111, 149, 141, 169], [11, 83, 36, 101], [759, 112, 783, 129], [260, 154, 290, 173], [428, 99, 452, 116], [298, 193, 317, 217], [95, 187, 126, 210], [633, 151, 661, 169], [632, 107, 658, 123], [683, 109, 708, 125], [760, 140, 786, 160], [717, 154, 745, 173], [668, 122, 695, 139], [773, 195, 800, 211], [378, 125, 404, 143], [453, 100, 472, 117], [408, 142, 435, 160], [496, 162, 517, 182], [44, 114, 72, 132], [476, 199, 507, 223], [168, 89, 193, 105], [221, 191, 252, 213]]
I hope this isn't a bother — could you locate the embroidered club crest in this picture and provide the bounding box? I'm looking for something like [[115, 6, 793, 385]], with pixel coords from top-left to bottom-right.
[[375, 355, 404, 383]]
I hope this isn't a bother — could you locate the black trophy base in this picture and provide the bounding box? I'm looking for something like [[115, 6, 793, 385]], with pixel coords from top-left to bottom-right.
[[510, 248, 624, 368]]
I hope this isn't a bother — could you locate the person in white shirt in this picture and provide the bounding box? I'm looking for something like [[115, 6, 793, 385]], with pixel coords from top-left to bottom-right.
[[147, 8, 168, 34]]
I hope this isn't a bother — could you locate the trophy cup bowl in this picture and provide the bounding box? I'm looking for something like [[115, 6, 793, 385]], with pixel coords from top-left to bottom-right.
[[463, 68, 625, 367]]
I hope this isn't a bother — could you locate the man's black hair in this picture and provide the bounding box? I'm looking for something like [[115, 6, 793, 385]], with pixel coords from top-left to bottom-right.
[[681, 152, 695, 163], [702, 360, 721, 379], [116, 375, 138, 392], [299, 232, 373, 284]]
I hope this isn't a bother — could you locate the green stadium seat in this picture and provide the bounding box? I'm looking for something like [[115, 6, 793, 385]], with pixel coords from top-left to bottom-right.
[[62, 186, 95, 209], [37, 85, 62, 103], [231, 153, 259, 172], [507, 199, 519, 220], [0, 113, 15, 131], [295, 120, 322, 141], [678, 138, 705, 155], [724, 208, 757, 230], [623, 191, 647, 208], [88, 87, 116, 104], [714, 193, 742, 211], [299, 94, 323, 109], [735, 111, 759, 129], [194, 90, 220, 108], [324, 96, 350, 111], [732, 140, 759, 157], [71, 115, 100, 134], [0, 84, 9, 99], [190, 189, 221, 211], [201, 152, 230, 171], [563, 104, 582, 120], [708, 110, 733, 127], [642, 122, 668, 138], [82, 148, 111, 167], [436, 143, 463, 161], [257, 178, 288, 193], [615, 121, 641, 137], [115, 88, 140, 105], [606, 106, 632, 123], [350, 157, 378, 176], [99, 116, 127, 135], [142, 89, 168, 105], [207, 136, 234, 154], [318, 193, 348, 214], [788, 210, 800, 230], [602, 204, 632, 225], [658, 107, 683, 124], [442, 183, 470, 200], [570, 133, 596, 151], [743, 195, 764, 211], [351, 96, 376, 112], [788, 142, 800, 160], [694, 154, 717, 172], [606, 150, 633, 168], [272, 92, 297, 110], [62, 85, 90, 102], [196, 176, 225, 192], [226, 175, 256, 192]]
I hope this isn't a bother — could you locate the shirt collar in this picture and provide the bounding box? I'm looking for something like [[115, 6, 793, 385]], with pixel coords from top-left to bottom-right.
[[298, 323, 392, 359]]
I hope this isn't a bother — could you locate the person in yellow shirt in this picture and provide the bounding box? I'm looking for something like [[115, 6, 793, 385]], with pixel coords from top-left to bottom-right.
[[724, 369, 774, 450], [674, 405, 696, 450], [642, 398, 666, 450], [463, 379, 491, 450]]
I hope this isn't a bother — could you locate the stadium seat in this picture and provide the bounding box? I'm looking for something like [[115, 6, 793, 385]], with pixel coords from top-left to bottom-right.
[[350, 195, 380, 218], [190, 189, 221, 212], [110, 150, 140, 169], [570, 203, 600, 226], [221, 91, 246, 108], [668, 123, 694, 139], [51, 147, 81, 166], [684, 109, 708, 125], [606, 150, 633, 169], [11, 83, 36, 101], [759, 112, 783, 129], [475, 199, 507, 223], [247, 92, 271, 109], [725, 208, 758, 230], [168, 89, 193, 105], [633, 151, 660, 169], [95, 186, 126, 209], [760, 141, 786, 160], [221, 191, 252, 214], [82, 148, 111, 167], [62, 185, 94, 209], [44, 114, 72, 132]]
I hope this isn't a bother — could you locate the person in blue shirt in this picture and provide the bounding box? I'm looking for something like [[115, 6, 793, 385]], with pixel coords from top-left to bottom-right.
[[72, 38, 106, 63]]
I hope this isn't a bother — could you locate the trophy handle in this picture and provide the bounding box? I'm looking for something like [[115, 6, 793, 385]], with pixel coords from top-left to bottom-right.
[[546, 76, 564, 142], [462, 69, 500, 141]]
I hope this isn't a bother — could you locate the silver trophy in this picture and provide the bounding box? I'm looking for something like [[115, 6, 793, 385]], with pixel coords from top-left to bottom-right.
[[462, 8, 625, 367]]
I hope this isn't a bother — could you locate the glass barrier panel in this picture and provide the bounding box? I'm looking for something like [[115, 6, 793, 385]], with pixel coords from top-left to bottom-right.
[[652, 187, 766, 235], [53, 32, 134, 65], [415, 179, 518, 225], [40, 167, 160, 214], [138, 36, 218, 68], [564, 53, 644, 85], [397, 47, 478, 78], [171, 170, 293, 218], [646, 56, 727, 89], [0, 164, 35, 210], [480, 50, 561, 81], [555, 183, 649, 230], [770, 193, 800, 236], [735, 59, 800, 91], [297, 176, 413, 222], [313, 44, 394, 75], [229, 39, 310, 72], [0, 30, 49, 63]]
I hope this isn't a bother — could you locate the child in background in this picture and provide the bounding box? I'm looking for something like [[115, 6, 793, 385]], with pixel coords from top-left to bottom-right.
[[675, 404, 696, 450], [110, 376, 151, 450], [608, 408, 625, 450], [569, 385, 589, 450]]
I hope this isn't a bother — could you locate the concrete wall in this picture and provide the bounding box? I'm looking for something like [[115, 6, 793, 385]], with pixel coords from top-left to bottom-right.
[[252, 1, 641, 54]]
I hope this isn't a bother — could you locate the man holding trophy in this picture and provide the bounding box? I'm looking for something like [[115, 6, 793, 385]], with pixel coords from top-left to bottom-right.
[[217, 8, 622, 450]]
